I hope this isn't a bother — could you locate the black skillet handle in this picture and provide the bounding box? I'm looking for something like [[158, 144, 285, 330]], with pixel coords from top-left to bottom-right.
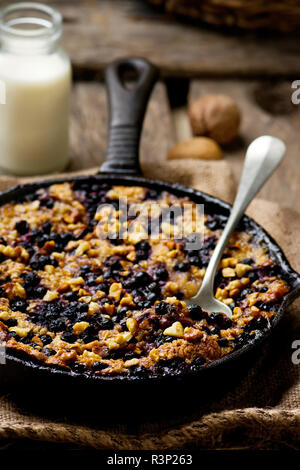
[[100, 58, 159, 174]]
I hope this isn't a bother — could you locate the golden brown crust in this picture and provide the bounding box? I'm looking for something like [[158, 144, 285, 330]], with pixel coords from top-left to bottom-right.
[[0, 182, 290, 378]]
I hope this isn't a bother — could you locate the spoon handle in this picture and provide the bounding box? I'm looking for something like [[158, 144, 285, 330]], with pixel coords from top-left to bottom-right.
[[200, 135, 286, 296]]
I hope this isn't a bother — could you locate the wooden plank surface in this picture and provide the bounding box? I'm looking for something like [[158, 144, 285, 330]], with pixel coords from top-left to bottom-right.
[[189, 80, 300, 208], [69, 81, 174, 171], [0, 0, 298, 208], [4, 0, 298, 78]]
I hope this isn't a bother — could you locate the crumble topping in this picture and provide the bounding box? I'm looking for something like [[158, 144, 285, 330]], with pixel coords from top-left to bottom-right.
[[0, 181, 290, 378]]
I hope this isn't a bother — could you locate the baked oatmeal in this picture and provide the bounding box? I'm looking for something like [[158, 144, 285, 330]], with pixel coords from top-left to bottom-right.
[[0, 181, 290, 378]]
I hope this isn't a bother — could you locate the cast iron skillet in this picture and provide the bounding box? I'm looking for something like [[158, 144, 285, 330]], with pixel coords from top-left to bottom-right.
[[1, 58, 300, 400]]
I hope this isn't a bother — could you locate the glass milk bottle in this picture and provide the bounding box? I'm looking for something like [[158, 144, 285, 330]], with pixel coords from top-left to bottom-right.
[[0, 3, 71, 175]]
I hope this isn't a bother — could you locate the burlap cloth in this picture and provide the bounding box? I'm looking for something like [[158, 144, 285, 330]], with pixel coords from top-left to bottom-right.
[[1, 159, 300, 450]]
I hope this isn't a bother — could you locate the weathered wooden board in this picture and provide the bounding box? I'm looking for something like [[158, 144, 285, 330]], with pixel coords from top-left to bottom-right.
[[69, 81, 174, 171], [190, 80, 300, 208], [4, 0, 298, 78]]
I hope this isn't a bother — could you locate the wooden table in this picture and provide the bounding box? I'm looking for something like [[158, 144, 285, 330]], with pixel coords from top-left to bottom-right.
[[1, 0, 299, 208], [0, 0, 299, 452]]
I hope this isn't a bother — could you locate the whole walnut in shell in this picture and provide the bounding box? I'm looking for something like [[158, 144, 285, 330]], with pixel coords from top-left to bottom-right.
[[167, 137, 222, 161], [189, 94, 241, 145]]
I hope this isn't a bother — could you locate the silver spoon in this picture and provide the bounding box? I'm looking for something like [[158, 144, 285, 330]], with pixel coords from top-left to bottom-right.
[[185, 135, 286, 318]]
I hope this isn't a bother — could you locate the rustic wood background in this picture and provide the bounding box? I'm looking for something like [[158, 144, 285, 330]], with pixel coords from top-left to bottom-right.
[[0, 0, 300, 453], [0, 0, 299, 208]]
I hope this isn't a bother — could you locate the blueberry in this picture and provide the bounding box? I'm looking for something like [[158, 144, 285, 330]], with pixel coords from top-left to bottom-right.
[[92, 361, 108, 371], [241, 258, 254, 265], [133, 296, 144, 308], [78, 303, 89, 313], [76, 312, 88, 322], [61, 332, 77, 343], [80, 265, 91, 275], [23, 272, 40, 288], [42, 222, 52, 234], [80, 325, 99, 343], [85, 273, 98, 286], [40, 334, 52, 345], [49, 319, 64, 332], [119, 317, 128, 331], [123, 277, 135, 289], [241, 288, 253, 297], [36, 234, 49, 247], [188, 304, 204, 320], [9, 331, 20, 340], [42, 348, 56, 356], [247, 271, 258, 282], [134, 271, 151, 286], [156, 357, 186, 375], [104, 257, 121, 271], [174, 261, 190, 272], [15, 220, 29, 235], [44, 304, 61, 322], [129, 365, 149, 377], [209, 327, 219, 336], [206, 219, 218, 231], [147, 282, 159, 293], [145, 292, 157, 303], [112, 307, 130, 324], [0, 237, 7, 246], [74, 181, 89, 191], [241, 289, 253, 296], [65, 291, 78, 302], [60, 232, 73, 246], [40, 197, 54, 209], [122, 351, 137, 361], [30, 254, 53, 270], [103, 271, 112, 280], [234, 332, 250, 349], [141, 301, 153, 309], [250, 316, 269, 331], [47, 232, 72, 251], [135, 241, 151, 261], [4, 318, 18, 327], [152, 264, 169, 281], [258, 286, 268, 293], [109, 237, 123, 246], [206, 216, 225, 231], [184, 233, 202, 247], [63, 303, 78, 320], [100, 317, 114, 330], [34, 286, 47, 298], [207, 312, 224, 326], [155, 331, 173, 346], [188, 255, 202, 267], [49, 233, 61, 244], [255, 301, 271, 312], [155, 301, 169, 315], [97, 282, 109, 294], [72, 363, 86, 373], [10, 298, 28, 312], [19, 242, 35, 258], [29, 228, 42, 240], [218, 338, 229, 347], [222, 317, 233, 329]]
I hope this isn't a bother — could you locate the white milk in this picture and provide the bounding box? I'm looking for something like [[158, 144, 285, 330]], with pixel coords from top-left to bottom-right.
[[0, 3, 71, 175]]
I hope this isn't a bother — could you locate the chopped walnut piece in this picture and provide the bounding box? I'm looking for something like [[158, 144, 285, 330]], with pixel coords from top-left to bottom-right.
[[164, 321, 184, 338]]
